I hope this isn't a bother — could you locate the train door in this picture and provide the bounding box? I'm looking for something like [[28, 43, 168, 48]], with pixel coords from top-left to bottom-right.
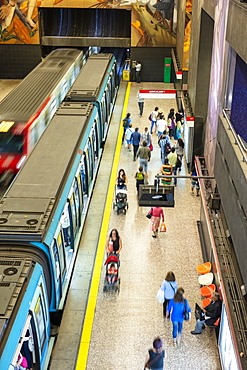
[[9, 277, 50, 370], [100, 94, 107, 139], [86, 136, 94, 183], [80, 155, 88, 196]]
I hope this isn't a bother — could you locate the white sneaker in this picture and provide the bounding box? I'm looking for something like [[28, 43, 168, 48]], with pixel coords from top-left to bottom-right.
[[173, 339, 177, 347]]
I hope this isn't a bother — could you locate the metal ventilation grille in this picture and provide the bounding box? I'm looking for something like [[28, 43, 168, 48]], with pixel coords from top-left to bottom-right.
[[0, 283, 10, 287], [0, 261, 21, 266]]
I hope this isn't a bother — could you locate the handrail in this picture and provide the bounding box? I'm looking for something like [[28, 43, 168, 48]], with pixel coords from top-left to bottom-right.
[[222, 109, 247, 162]]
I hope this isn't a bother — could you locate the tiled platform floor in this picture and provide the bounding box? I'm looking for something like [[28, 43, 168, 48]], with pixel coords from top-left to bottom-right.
[[86, 82, 222, 370]]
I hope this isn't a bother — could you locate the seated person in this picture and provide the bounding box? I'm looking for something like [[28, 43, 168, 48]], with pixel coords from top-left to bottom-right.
[[191, 292, 222, 334], [107, 263, 118, 284]]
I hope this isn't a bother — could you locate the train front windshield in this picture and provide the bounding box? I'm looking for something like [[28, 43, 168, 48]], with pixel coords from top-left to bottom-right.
[[0, 121, 24, 154]]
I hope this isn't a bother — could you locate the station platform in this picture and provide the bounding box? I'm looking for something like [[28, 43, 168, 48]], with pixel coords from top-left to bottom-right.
[[0, 78, 221, 369], [48, 81, 221, 370]]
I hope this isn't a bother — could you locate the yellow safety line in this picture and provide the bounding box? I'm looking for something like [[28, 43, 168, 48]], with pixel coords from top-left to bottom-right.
[[76, 82, 131, 369]]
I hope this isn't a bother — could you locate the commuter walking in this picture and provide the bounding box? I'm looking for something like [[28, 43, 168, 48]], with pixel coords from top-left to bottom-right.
[[158, 132, 171, 164], [160, 271, 178, 316], [136, 140, 151, 174], [156, 114, 167, 138], [190, 170, 200, 196], [135, 61, 142, 83], [144, 337, 166, 370], [150, 107, 159, 134], [122, 113, 131, 144], [141, 127, 152, 148], [135, 166, 148, 193], [137, 91, 144, 117], [125, 124, 134, 151], [167, 147, 178, 186], [175, 138, 184, 171], [167, 108, 176, 138], [105, 229, 123, 254], [146, 207, 164, 238], [160, 159, 172, 185], [130, 127, 141, 161], [166, 287, 191, 346]]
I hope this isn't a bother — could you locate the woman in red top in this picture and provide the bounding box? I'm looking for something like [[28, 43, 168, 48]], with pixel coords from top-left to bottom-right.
[[147, 207, 164, 238]]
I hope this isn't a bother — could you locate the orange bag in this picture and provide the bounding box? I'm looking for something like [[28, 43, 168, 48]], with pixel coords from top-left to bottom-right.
[[160, 222, 166, 232]]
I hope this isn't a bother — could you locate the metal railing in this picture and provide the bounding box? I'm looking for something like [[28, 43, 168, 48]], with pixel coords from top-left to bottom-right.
[[222, 109, 247, 163]]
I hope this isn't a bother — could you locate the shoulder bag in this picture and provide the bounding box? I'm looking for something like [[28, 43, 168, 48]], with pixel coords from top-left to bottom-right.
[[183, 299, 190, 320], [156, 287, 165, 304], [146, 208, 153, 219], [144, 351, 162, 369]]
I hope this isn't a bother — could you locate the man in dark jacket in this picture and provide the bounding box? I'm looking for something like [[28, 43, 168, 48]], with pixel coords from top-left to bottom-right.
[[130, 127, 141, 161], [191, 292, 222, 334]]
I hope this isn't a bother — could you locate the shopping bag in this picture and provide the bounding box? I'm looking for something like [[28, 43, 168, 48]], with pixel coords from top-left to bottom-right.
[[160, 222, 166, 232], [156, 288, 164, 304]]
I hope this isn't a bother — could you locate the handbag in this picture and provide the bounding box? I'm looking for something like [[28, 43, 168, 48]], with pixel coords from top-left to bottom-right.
[[146, 208, 153, 219], [176, 156, 182, 168], [183, 299, 190, 320], [160, 222, 166, 232], [149, 143, 153, 151], [156, 288, 165, 303]]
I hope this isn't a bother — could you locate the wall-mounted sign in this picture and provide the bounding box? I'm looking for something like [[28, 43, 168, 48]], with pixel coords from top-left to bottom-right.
[[139, 90, 176, 99]]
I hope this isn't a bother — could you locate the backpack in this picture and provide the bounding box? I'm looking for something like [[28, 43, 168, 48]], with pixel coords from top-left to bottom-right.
[[136, 172, 144, 180], [122, 118, 129, 128], [164, 142, 171, 154]]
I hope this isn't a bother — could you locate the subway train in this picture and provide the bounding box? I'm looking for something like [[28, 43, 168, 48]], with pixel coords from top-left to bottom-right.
[[0, 53, 118, 370], [0, 48, 88, 186]]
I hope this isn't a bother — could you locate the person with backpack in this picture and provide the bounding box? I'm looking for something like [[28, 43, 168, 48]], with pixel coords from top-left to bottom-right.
[[125, 124, 134, 151], [158, 132, 171, 164], [141, 127, 152, 148], [135, 166, 148, 193], [122, 113, 131, 143]]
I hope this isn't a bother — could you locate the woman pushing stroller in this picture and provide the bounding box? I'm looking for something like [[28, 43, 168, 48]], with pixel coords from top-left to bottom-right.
[[116, 169, 128, 190], [105, 229, 122, 254]]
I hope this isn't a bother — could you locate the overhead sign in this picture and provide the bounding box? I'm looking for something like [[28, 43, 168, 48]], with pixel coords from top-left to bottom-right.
[[139, 90, 176, 99]]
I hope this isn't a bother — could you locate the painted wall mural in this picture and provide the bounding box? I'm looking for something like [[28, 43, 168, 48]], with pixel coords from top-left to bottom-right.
[[183, 0, 192, 70], [0, 0, 40, 44], [0, 0, 179, 46]]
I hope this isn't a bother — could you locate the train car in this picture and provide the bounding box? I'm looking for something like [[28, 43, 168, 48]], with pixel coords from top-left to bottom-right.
[[65, 53, 118, 145], [0, 48, 84, 186], [0, 54, 117, 370]]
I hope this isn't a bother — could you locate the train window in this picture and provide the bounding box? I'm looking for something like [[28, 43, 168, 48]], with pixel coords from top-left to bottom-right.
[[0, 131, 24, 154], [34, 296, 47, 352], [87, 138, 94, 180], [91, 125, 99, 159], [57, 232, 66, 278], [80, 159, 88, 195], [77, 172, 83, 210], [73, 178, 80, 228], [69, 194, 77, 235], [105, 88, 110, 118], [52, 241, 60, 282], [50, 98, 57, 118], [60, 203, 72, 250]]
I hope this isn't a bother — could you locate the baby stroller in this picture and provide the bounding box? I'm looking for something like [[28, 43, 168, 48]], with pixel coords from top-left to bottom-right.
[[113, 186, 128, 214], [103, 253, 120, 292]]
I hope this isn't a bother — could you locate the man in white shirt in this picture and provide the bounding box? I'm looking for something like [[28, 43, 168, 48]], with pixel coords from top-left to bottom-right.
[[156, 114, 168, 138], [135, 61, 142, 83]]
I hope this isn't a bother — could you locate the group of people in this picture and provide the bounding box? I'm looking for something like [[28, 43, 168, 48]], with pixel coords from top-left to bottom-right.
[[149, 107, 183, 140], [143, 273, 222, 369]]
